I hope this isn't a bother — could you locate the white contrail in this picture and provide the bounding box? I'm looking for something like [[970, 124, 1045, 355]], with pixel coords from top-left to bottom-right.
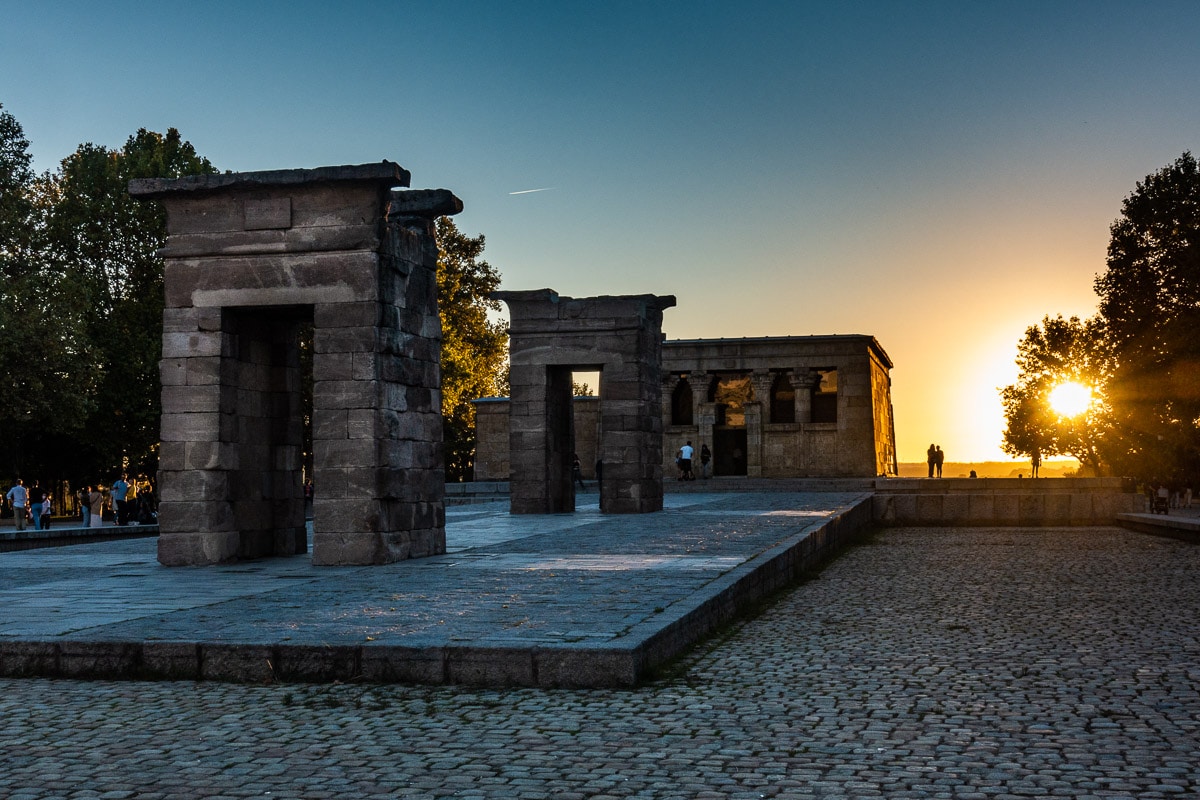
[[509, 187, 555, 195]]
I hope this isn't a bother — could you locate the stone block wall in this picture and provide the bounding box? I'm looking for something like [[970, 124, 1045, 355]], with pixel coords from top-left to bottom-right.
[[473, 396, 600, 483], [133, 164, 461, 566], [495, 290, 675, 514], [871, 477, 1139, 526]]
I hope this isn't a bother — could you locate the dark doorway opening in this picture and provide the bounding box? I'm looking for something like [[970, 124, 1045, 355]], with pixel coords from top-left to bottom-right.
[[713, 428, 748, 476]]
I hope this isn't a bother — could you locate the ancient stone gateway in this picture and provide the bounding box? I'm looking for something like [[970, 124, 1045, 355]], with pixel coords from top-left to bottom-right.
[[495, 289, 676, 514], [130, 163, 460, 566]]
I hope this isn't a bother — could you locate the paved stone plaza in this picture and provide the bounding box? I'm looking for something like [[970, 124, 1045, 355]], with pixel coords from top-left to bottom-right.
[[1, 497, 1198, 797]]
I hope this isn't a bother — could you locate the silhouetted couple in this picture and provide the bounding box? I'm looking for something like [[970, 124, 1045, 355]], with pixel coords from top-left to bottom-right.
[[926, 444, 944, 478]]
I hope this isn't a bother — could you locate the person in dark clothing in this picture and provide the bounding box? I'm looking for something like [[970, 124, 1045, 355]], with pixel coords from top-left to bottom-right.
[[572, 453, 586, 490]]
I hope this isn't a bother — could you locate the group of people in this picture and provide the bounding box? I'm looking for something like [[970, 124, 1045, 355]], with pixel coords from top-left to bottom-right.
[[80, 474, 155, 527], [3, 479, 54, 530], [925, 444, 946, 478], [675, 441, 712, 480], [3, 474, 155, 530]]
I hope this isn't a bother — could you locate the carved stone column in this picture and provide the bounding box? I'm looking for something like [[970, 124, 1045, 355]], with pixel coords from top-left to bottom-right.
[[792, 368, 817, 424], [685, 373, 708, 425], [746, 370, 774, 477], [661, 374, 677, 428]]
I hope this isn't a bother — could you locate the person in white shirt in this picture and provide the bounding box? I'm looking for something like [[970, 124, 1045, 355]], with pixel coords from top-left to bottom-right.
[[679, 441, 695, 481], [6, 478, 28, 531]]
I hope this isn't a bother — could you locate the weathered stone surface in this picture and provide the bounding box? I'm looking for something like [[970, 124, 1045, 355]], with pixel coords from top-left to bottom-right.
[[129, 161, 410, 198], [496, 289, 673, 515], [135, 161, 455, 567], [388, 188, 464, 218]]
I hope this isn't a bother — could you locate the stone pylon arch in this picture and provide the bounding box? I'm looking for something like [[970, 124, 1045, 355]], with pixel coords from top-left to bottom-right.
[[494, 289, 676, 514], [131, 163, 460, 566]]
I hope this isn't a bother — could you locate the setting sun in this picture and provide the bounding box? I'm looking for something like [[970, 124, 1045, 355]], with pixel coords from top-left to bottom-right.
[[1049, 381, 1092, 417]]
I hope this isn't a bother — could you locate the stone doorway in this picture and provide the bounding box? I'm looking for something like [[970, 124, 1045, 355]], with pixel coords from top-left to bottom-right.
[[132, 163, 461, 566], [495, 290, 675, 514], [713, 428, 748, 476]]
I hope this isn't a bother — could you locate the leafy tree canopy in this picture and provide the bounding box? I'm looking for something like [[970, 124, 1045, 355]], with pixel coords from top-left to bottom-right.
[[0, 104, 35, 275], [1000, 314, 1109, 475], [1094, 151, 1200, 481], [436, 216, 507, 481]]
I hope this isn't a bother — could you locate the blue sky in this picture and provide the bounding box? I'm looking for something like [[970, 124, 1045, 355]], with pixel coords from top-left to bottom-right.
[[4, 1, 1199, 461]]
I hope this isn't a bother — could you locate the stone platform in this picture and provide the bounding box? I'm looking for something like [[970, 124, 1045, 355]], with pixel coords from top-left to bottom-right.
[[0, 492, 872, 687]]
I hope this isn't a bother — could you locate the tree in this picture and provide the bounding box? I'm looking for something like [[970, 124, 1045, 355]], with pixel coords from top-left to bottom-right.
[[435, 216, 507, 481], [1095, 152, 1200, 482], [1000, 314, 1109, 475], [40, 128, 216, 479], [0, 106, 99, 476], [0, 103, 35, 279]]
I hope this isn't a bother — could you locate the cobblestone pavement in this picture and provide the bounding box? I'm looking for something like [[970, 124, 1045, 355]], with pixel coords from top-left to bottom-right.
[[2, 525, 1198, 799]]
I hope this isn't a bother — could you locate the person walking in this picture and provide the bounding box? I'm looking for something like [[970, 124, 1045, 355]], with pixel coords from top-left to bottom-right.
[[679, 441, 695, 481], [572, 453, 586, 490], [6, 478, 28, 530]]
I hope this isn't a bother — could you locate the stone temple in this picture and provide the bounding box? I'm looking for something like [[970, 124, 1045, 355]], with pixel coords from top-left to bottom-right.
[[130, 158, 897, 566], [475, 334, 897, 483]]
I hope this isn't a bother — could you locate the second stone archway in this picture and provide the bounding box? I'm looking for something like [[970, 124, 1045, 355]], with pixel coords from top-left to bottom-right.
[[495, 289, 676, 514]]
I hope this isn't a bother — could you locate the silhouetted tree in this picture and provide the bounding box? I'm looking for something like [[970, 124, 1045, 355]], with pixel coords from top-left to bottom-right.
[[1001, 314, 1109, 475], [1095, 152, 1200, 481]]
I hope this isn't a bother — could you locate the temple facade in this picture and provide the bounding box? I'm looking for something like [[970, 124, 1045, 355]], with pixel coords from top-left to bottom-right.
[[474, 334, 896, 482]]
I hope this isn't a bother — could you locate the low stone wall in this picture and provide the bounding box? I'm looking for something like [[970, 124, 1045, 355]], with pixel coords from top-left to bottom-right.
[[444, 482, 510, 505], [0, 524, 159, 552], [872, 477, 1138, 527]]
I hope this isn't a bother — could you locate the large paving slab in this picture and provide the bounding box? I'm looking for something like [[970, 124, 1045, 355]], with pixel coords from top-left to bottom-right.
[[0, 491, 872, 686], [0, 523, 1196, 798]]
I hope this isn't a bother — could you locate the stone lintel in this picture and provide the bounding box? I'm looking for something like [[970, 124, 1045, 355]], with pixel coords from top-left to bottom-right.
[[129, 161, 411, 198], [494, 289, 677, 331], [388, 188, 464, 218]]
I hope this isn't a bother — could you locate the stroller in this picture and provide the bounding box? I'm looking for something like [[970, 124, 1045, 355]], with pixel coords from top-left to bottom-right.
[[1152, 487, 1170, 515]]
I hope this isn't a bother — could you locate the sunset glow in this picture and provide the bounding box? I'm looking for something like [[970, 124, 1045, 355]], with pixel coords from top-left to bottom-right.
[[1049, 382, 1092, 418]]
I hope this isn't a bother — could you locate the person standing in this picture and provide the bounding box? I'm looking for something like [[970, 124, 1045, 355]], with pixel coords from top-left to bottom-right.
[[926, 444, 937, 478], [78, 485, 91, 528], [6, 478, 28, 530], [28, 480, 45, 531], [934, 446, 945, 478], [111, 474, 130, 525], [88, 485, 105, 528], [1031, 448, 1042, 478], [700, 443, 711, 479]]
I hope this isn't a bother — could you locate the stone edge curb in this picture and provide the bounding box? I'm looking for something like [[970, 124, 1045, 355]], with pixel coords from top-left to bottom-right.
[[1116, 512, 1200, 543], [0, 525, 159, 552]]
